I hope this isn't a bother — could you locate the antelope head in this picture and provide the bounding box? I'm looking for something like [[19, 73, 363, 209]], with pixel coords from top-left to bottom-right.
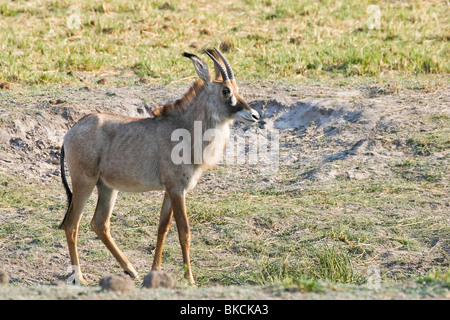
[[183, 49, 260, 125]]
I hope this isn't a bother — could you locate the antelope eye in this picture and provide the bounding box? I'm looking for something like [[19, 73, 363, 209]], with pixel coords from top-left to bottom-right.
[[222, 88, 230, 95]]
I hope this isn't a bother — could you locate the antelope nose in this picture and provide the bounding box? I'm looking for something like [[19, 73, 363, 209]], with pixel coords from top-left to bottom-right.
[[251, 110, 260, 122]]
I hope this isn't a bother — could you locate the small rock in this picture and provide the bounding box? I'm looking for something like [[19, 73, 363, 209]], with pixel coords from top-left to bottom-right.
[[97, 78, 108, 85], [99, 274, 135, 293], [10, 137, 25, 148], [143, 271, 175, 289], [0, 271, 10, 285], [36, 140, 46, 150]]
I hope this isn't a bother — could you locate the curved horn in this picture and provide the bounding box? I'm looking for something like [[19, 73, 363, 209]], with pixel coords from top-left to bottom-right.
[[203, 49, 229, 82], [214, 48, 235, 80]]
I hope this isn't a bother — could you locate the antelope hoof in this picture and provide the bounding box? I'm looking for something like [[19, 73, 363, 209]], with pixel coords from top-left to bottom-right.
[[184, 273, 196, 286], [68, 276, 88, 286], [124, 269, 139, 280]]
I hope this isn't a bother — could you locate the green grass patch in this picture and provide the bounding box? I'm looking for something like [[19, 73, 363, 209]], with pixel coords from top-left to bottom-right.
[[0, 0, 448, 87], [418, 268, 450, 289], [1, 165, 448, 289]]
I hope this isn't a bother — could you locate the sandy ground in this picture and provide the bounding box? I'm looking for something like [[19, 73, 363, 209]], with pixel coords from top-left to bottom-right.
[[1, 81, 448, 183]]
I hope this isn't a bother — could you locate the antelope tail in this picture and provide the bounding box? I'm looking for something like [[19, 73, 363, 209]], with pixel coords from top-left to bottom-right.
[[59, 145, 72, 229]]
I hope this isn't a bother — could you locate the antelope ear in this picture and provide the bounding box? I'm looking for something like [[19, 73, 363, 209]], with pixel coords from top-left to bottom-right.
[[183, 52, 211, 85]]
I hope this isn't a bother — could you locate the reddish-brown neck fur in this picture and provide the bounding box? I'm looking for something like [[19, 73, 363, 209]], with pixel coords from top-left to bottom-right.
[[152, 79, 205, 117]]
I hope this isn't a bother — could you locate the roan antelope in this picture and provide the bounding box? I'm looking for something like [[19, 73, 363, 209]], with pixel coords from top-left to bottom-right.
[[59, 49, 260, 285]]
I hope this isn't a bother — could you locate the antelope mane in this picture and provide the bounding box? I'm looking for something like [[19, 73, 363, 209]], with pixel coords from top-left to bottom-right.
[[152, 79, 205, 117]]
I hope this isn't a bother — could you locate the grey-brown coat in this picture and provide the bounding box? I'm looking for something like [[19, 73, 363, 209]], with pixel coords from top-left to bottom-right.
[[59, 49, 259, 285]]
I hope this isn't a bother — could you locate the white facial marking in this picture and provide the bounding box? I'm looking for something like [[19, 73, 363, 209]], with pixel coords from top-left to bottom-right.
[[230, 94, 237, 106]]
